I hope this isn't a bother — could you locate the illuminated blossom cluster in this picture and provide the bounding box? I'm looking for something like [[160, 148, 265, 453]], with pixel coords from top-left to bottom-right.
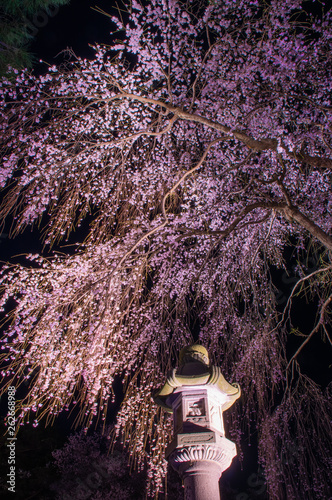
[[0, 0, 331, 497]]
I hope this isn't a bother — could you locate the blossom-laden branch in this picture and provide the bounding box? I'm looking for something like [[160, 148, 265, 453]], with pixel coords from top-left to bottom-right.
[[103, 89, 332, 169]]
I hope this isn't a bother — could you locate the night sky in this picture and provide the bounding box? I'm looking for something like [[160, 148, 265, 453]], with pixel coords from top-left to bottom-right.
[[31, 0, 117, 67]]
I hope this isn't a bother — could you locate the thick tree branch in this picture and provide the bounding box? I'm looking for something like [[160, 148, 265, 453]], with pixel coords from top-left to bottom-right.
[[176, 200, 332, 253], [288, 151, 332, 170], [176, 203, 273, 241], [282, 205, 332, 252], [119, 91, 332, 169]]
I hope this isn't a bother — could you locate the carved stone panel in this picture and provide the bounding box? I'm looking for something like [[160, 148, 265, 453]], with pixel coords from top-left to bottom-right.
[[184, 396, 209, 428], [187, 398, 205, 417]]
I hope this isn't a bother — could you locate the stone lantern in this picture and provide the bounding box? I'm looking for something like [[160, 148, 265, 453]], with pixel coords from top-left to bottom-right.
[[153, 344, 241, 500]]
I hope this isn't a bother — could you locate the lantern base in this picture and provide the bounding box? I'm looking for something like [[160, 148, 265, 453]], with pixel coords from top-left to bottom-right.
[[167, 432, 237, 500]]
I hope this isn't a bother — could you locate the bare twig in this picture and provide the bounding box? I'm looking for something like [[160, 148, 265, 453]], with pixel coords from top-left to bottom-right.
[[287, 293, 332, 370]]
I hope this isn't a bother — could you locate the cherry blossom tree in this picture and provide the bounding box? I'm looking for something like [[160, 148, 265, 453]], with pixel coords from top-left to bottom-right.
[[51, 428, 147, 500], [0, 0, 331, 497]]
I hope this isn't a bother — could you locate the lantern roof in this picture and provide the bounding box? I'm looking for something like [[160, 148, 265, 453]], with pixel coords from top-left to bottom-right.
[[153, 344, 240, 412]]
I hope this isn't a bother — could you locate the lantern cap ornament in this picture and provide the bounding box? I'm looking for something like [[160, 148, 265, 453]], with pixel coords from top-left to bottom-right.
[[179, 344, 210, 365], [153, 344, 241, 412]]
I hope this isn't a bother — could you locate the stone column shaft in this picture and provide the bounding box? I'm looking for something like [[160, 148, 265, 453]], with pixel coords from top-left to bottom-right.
[[180, 461, 222, 500], [168, 434, 237, 500]]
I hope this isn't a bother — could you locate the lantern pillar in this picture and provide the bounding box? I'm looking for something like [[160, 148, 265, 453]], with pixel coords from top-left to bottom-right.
[[154, 345, 241, 500]]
